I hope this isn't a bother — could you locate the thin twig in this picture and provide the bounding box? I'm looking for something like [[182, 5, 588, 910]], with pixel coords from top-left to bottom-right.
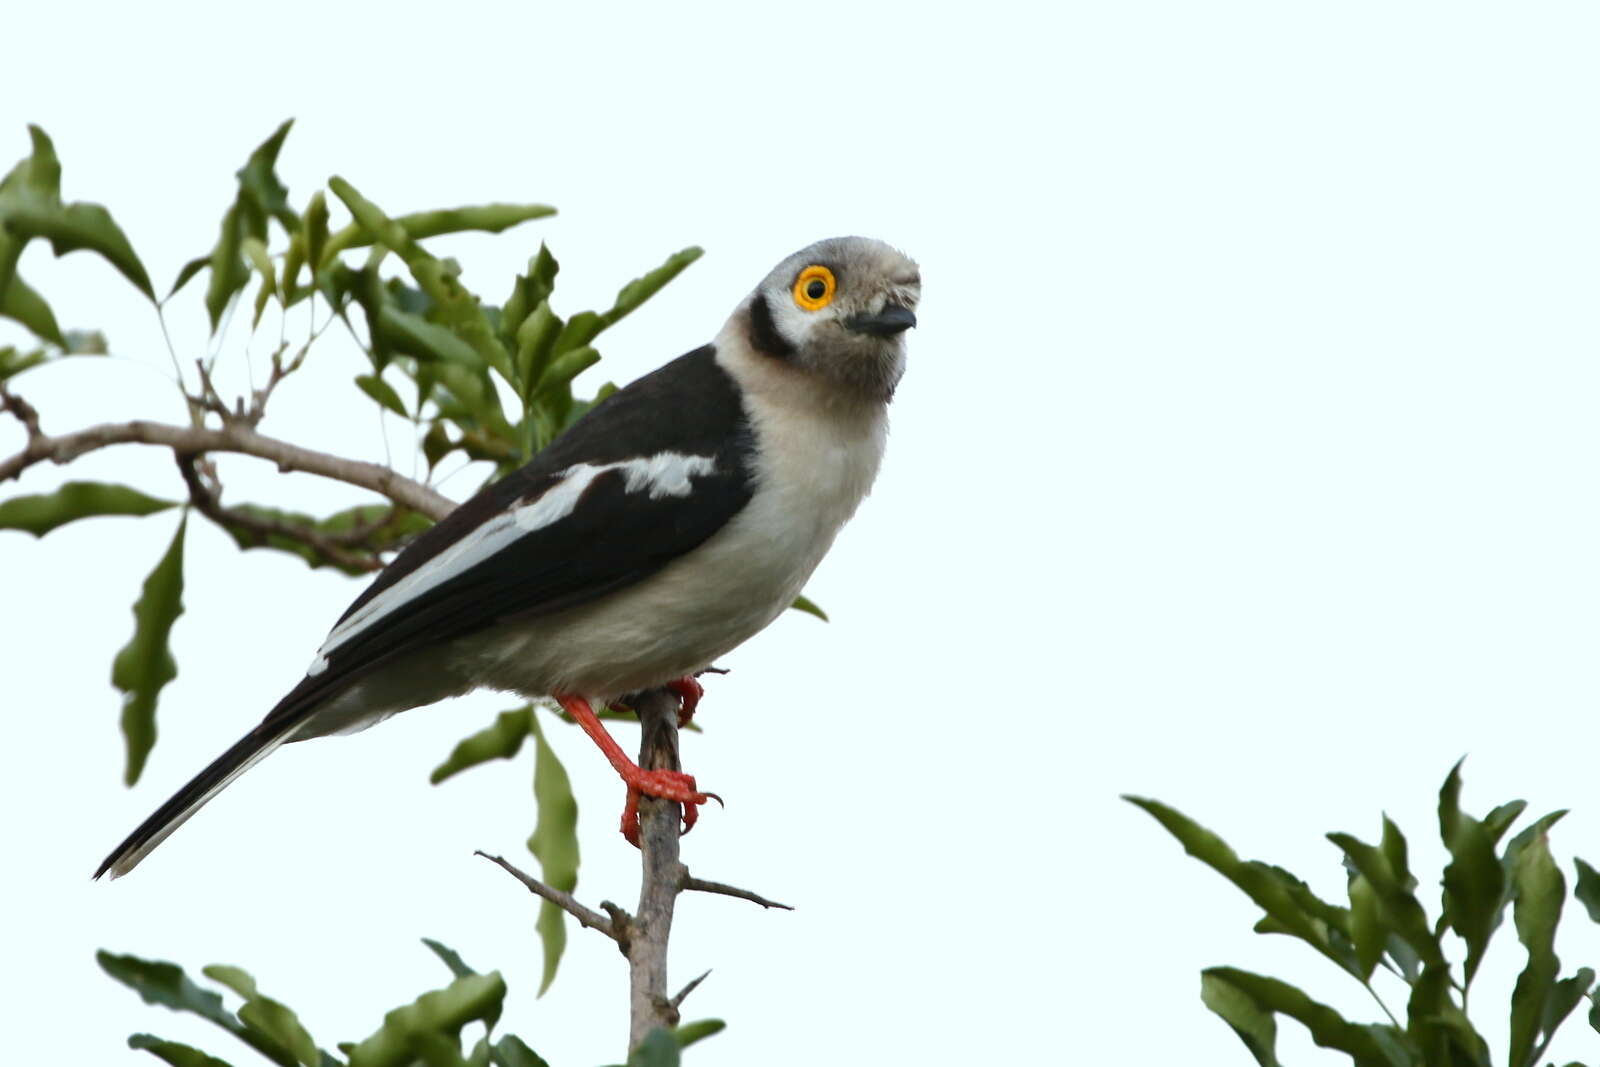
[[681, 874, 793, 911], [0, 416, 454, 519], [0, 384, 43, 440], [474, 851, 620, 942], [668, 969, 711, 1011]]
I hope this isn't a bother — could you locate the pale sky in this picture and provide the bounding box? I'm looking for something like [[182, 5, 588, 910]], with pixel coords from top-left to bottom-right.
[[5, 3, 1600, 1065]]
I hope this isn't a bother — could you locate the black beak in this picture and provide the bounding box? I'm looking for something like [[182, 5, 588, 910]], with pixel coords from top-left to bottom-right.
[[844, 303, 917, 337]]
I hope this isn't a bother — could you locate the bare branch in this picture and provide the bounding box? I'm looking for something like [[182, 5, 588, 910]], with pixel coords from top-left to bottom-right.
[[628, 687, 692, 1050], [0, 384, 43, 440], [681, 874, 793, 911], [668, 969, 711, 1011], [474, 851, 620, 942], [0, 417, 454, 519]]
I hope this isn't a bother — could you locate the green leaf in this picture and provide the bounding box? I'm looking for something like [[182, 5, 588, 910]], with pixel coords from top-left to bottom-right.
[[323, 201, 555, 263], [489, 1035, 552, 1067], [98, 951, 297, 1067], [672, 1019, 726, 1049], [1200, 970, 1280, 1067], [209, 502, 428, 577], [526, 711, 580, 996], [238, 996, 321, 1067], [327, 177, 427, 266], [127, 1034, 238, 1067], [204, 203, 249, 333], [532, 345, 599, 401], [235, 120, 297, 234], [602, 246, 701, 326], [1125, 796, 1356, 974], [1542, 967, 1595, 1053], [1203, 968, 1408, 1066], [1326, 825, 1445, 970], [421, 938, 479, 979], [5, 200, 155, 300], [380, 305, 482, 367], [789, 595, 828, 622], [1574, 858, 1600, 923], [0, 272, 64, 344], [99, 951, 241, 1032], [168, 255, 210, 300], [355, 373, 408, 417], [200, 965, 259, 999], [1483, 800, 1529, 846], [344, 971, 507, 1067], [513, 301, 560, 392], [1500, 810, 1568, 913], [111, 515, 188, 785], [430, 707, 533, 784], [1405, 963, 1486, 1066], [280, 233, 306, 297], [422, 422, 455, 470], [304, 191, 330, 272], [1436, 762, 1505, 987], [0, 480, 176, 537], [1509, 829, 1565, 1067], [626, 1030, 680, 1067], [1347, 874, 1385, 981], [242, 235, 277, 326], [2, 125, 62, 200], [0, 344, 48, 380]]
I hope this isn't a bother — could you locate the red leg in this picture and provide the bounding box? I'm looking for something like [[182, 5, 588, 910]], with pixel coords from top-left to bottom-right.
[[555, 692, 711, 846], [665, 676, 704, 728]]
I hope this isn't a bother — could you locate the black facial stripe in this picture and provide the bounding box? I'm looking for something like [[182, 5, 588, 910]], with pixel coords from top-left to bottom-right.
[[747, 293, 795, 358]]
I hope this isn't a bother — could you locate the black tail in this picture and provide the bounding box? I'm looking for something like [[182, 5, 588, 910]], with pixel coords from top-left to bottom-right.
[[94, 718, 300, 879]]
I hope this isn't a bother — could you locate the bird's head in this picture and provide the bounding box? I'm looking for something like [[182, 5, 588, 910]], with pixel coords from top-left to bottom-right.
[[740, 236, 920, 403]]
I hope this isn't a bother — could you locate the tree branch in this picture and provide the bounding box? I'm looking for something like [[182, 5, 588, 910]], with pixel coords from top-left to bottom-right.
[[629, 686, 692, 1049], [174, 452, 390, 572], [474, 851, 620, 941], [681, 874, 793, 911], [0, 383, 43, 440], [0, 412, 454, 519]]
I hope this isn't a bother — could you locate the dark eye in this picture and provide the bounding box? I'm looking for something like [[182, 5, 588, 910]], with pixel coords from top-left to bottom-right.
[[805, 279, 826, 300]]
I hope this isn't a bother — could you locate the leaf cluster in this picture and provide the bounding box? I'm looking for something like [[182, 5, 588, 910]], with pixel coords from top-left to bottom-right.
[[1128, 761, 1600, 1066], [98, 942, 722, 1067], [0, 121, 699, 785]]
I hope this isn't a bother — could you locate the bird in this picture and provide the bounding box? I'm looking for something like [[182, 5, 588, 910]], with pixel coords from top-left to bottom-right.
[[96, 235, 921, 879]]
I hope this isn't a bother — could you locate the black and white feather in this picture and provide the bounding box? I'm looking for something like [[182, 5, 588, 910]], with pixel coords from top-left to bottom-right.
[[97, 235, 920, 878]]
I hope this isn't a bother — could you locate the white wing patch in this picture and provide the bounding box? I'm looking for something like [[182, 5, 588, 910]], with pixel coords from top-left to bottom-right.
[[306, 452, 717, 674]]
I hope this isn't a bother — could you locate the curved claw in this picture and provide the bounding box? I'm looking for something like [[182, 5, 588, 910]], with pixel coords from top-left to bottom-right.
[[665, 676, 705, 729], [619, 770, 720, 846]]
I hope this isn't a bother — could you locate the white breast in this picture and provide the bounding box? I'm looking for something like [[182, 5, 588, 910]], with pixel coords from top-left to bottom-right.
[[457, 328, 889, 701]]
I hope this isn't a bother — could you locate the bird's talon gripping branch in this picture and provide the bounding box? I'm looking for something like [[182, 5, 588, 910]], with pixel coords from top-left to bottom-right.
[[666, 676, 704, 728], [620, 772, 716, 846], [556, 693, 716, 847]]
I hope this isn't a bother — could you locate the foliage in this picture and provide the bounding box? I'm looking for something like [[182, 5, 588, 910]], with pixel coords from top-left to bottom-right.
[[0, 119, 705, 786], [99, 943, 723, 1067], [1128, 761, 1600, 1067], [0, 120, 799, 1057]]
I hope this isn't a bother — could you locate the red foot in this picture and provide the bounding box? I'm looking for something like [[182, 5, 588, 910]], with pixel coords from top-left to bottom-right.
[[619, 768, 707, 846], [666, 676, 704, 728], [555, 692, 716, 848]]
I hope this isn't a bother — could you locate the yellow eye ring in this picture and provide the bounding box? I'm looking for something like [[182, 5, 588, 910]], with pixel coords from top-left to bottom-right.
[[792, 265, 836, 311]]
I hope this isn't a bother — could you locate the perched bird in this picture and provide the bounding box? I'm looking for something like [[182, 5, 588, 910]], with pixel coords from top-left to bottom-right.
[[97, 235, 920, 879]]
